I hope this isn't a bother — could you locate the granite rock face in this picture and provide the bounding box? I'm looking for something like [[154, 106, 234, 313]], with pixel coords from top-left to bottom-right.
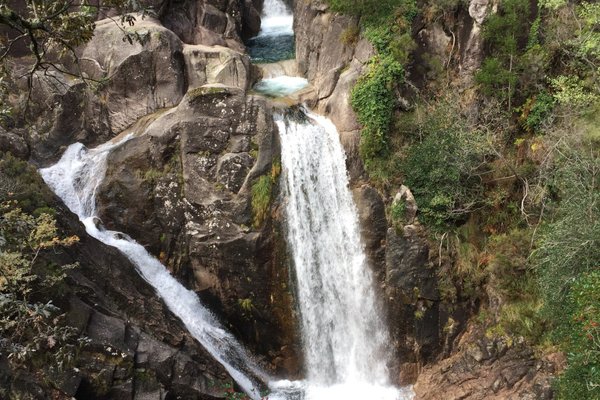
[[0, 199, 232, 400], [160, 0, 262, 51], [413, 325, 558, 400], [95, 86, 300, 375], [294, 0, 374, 182]]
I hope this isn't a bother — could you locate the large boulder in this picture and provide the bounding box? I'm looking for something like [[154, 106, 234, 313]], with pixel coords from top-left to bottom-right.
[[95, 86, 300, 375], [160, 0, 261, 51], [183, 44, 260, 90], [24, 16, 186, 165], [81, 16, 187, 133]]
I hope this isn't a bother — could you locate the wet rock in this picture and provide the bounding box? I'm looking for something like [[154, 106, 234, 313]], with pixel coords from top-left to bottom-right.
[[399, 362, 420, 386], [241, 0, 262, 40], [386, 226, 435, 301], [353, 185, 387, 251]]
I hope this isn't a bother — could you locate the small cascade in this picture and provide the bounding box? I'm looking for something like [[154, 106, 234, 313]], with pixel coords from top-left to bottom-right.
[[40, 138, 266, 400], [259, 0, 293, 37], [246, 0, 294, 62]]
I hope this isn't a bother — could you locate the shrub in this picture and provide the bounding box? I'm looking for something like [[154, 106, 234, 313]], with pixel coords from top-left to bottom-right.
[[351, 55, 404, 171], [0, 203, 83, 379], [251, 162, 280, 228], [518, 91, 555, 132], [475, 57, 518, 101], [251, 175, 272, 228], [325, 0, 415, 25], [401, 102, 489, 228], [485, 230, 547, 342], [555, 271, 600, 399], [0, 153, 54, 214]]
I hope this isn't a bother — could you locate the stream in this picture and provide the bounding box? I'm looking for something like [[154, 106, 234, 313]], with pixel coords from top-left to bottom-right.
[[40, 0, 415, 399]]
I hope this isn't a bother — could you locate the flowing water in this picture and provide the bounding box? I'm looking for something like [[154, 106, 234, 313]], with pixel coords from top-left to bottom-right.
[[254, 76, 308, 97], [246, 0, 295, 62], [267, 109, 414, 400], [40, 139, 266, 400], [39, 1, 415, 397]]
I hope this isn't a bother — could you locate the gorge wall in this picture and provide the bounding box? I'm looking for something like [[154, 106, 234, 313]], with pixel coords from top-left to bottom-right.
[[0, 0, 567, 398]]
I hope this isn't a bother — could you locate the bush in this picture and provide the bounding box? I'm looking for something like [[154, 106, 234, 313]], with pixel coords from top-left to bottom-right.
[[0, 203, 82, 380], [401, 102, 489, 228], [351, 55, 404, 170], [535, 148, 600, 322], [485, 229, 547, 342], [555, 271, 600, 399], [251, 161, 281, 228], [0, 152, 54, 214], [518, 91, 555, 132], [325, 0, 415, 25]]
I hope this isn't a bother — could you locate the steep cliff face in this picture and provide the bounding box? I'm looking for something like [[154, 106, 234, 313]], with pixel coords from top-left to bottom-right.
[[2, 0, 299, 397], [293, 1, 561, 397], [94, 87, 300, 374], [0, 186, 233, 399], [294, 0, 374, 182]]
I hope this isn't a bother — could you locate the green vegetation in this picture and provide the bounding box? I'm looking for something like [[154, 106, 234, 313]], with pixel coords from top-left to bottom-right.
[[351, 55, 404, 168], [251, 160, 281, 228], [324, 0, 416, 177], [332, 0, 599, 394], [0, 201, 86, 400], [475, 0, 531, 108], [251, 175, 272, 228], [0, 152, 54, 214], [555, 270, 600, 399], [401, 102, 490, 228]]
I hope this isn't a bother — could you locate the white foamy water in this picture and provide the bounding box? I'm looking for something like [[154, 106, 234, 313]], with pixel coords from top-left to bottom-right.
[[40, 138, 266, 400], [254, 76, 308, 97], [259, 0, 293, 37], [272, 110, 415, 400]]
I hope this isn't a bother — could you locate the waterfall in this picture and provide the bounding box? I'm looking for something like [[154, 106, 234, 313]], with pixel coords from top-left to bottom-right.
[[247, 0, 294, 62], [40, 138, 266, 400], [271, 109, 414, 400], [259, 0, 293, 37]]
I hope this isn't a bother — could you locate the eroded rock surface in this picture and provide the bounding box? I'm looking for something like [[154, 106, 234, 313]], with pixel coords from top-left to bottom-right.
[[0, 199, 232, 399], [414, 326, 558, 400], [96, 85, 300, 376]]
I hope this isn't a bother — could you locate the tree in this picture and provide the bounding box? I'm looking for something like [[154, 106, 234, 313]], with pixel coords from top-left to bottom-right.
[[0, 0, 152, 81]]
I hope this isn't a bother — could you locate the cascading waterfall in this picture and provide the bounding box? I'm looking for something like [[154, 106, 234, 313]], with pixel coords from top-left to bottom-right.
[[279, 110, 389, 384], [246, 0, 294, 62], [260, 0, 293, 37], [270, 109, 414, 400], [38, 1, 415, 398], [40, 138, 266, 400]]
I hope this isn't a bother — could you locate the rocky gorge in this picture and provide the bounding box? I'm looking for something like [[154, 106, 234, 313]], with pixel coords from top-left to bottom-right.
[[0, 0, 584, 399]]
